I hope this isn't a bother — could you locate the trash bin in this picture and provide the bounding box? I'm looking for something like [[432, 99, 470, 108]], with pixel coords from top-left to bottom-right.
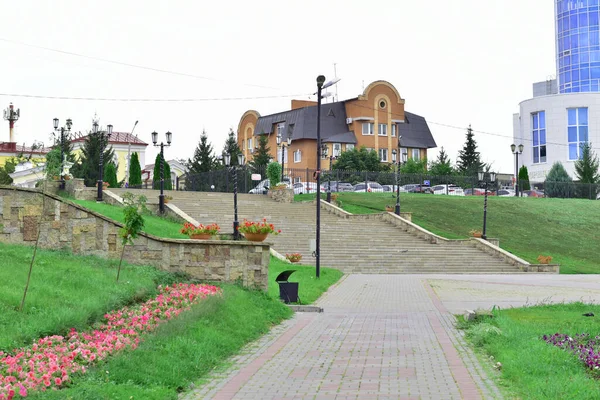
[[275, 270, 299, 304]]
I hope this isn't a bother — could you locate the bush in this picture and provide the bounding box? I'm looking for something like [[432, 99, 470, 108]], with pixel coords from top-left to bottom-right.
[[518, 165, 531, 191], [544, 162, 573, 198], [266, 162, 282, 188], [104, 162, 119, 189], [129, 152, 142, 186]]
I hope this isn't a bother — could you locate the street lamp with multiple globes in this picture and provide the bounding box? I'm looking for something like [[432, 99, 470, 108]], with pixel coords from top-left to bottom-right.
[[94, 121, 113, 202], [477, 171, 496, 240], [52, 117, 73, 190], [223, 152, 245, 240], [510, 143, 524, 197], [276, 131, 292, 183], [315, 75, 340, 279], [151, 131, 173, 214]]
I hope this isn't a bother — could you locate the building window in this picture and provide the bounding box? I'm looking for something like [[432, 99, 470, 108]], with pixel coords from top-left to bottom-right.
[[378, 123, 387, 136], [333, 143, 341, 157], [379, 148, 388, 162], [391, 124, 397, 137], [277, 147, 288, 163], [248, 138, 253, 149], [294, 149, 301, 163], [362, 122, 374, 135], [346, 144, 355, 151], [379, 100, 386, 109], [294, 176, 301, 183], [532, 111, 547, 164], [277, 123, 285, 138], [401, 147, 408, 159], [412, 148, 420, 160], [567, 108, 588, 160]]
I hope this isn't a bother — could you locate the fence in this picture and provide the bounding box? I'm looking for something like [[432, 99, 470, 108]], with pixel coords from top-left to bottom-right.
[[132, 166, 600, 200]]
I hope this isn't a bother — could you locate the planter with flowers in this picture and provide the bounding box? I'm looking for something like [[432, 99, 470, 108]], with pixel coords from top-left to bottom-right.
[[180, 222, 220, 240], [385, 205, 394, 212], [286, 253, 302, 263], [238, 219, 281, 242], [102, 181, 109, 190], [469, 229, 483, 238], [537, 255, 553, 264]]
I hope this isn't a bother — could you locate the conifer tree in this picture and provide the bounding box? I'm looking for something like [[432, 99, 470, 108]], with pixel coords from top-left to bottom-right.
[[152, 153, 173, 190], [456, 125, 484, 176], [518, 165, 531, 191], [574, 142, 600, 198], [545, 162, 573, 198], [249, 135, 272, 171], [428, 147, 453, 176], [104, 162, 119, 189], [76, 131, 115, 187], [222, 128, 242, 165], [129, 152, 142, 187], [188, 130, 215, 174]]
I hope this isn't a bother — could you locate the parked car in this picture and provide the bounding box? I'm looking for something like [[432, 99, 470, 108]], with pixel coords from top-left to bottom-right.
[[497, 189, 515, 197], [337, 182, 355, 192], [401, 183, 430, 193], [293, 182, 325, 194], [249, 177, 291, 194], [431, 184, 465, 196], [522, 189, 544, 198], [464, 188, 493, 196], [353, 182, 385, 193]]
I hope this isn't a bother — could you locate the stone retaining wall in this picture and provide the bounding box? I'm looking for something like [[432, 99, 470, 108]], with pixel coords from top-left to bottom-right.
[[0, 187, 269, 289]]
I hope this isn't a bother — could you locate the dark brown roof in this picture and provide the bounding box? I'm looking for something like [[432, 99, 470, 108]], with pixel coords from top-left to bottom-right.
[[71, 132, 148, 146]]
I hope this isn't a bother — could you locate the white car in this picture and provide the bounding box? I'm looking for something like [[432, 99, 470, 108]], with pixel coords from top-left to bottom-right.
[[353, 182, 385, 193], [431, 184, 465, 196], [497, 189, 515, 197], [293, 182, 325, 194]]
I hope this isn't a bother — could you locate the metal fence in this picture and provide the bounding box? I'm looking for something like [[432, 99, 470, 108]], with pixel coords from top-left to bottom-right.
[[130, 166, 600, 200]]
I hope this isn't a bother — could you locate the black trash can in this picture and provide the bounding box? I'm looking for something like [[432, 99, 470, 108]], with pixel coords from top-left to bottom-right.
[[275, 270, 299, 304]]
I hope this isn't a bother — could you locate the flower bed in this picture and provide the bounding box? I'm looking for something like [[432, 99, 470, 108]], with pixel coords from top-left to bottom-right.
[[543, 333, 600, 374], [0, 283, 221, 398]]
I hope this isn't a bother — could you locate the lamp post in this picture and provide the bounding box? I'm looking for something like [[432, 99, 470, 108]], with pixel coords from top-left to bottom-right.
[[223, 152, 245, 240], [326, 151, 336, 203], [151, 131, 173, 214], [53, 117, 73, 190], [510, 143, 524, 197], [94, 122, 113, 202], [276, 132, 292, 183], [315, 75, 340, 279], [393, 136, 407, 215], [478, 171, 496, 240]]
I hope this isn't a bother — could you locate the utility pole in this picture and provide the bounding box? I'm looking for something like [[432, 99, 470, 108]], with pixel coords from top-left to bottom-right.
[[3, 103, 20, 143], [125, 120, 139, 187]]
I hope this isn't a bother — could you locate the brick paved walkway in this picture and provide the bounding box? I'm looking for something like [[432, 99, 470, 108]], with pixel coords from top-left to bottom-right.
[[185, 275, 501, 400]]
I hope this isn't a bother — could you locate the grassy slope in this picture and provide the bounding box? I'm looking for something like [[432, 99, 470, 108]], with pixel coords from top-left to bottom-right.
[[268, 257, 343, 304], [32, 285, 292, 400], [296, 192, 600, 274], [0, 243, 168, 352], [71, 199, 187, 239], [462, 303, 600, 399]]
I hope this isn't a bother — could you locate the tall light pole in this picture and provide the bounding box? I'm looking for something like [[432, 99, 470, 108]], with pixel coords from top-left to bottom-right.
[[53, 118, 73, 190], [510, 143, 524, 197], [95, 121, 113, 202], [276, 131, 291, 183], [478, 171, 496, 240], [223, 152, 245, 240], [393, 136, 407, 215], [315, 75, 340, 279], [152, 131, 172, 214]]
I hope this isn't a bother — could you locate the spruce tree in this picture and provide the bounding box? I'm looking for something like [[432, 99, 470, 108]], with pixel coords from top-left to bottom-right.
[[129, 152, 142, 187], [164, 162, 173, 190], [545, 162, 573, 198], [222, 128, 242, 165], [518, 165, 531, 191], [188, 130, 215, 174], [456, 125, 483, 176], [77, 132, 115, 187], [428, 147, 453, 176], [574, 142, 600, 198], [249, 135, 272, 172]]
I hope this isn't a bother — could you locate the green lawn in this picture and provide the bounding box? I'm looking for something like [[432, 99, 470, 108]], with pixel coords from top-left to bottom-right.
[[0, 243, 171, 352], [268, 257, 343, 304], [296, 192, 600, 274], [71, 199, 187, 239], [30, 285, 292, 400], [460, 303, 600, 399]]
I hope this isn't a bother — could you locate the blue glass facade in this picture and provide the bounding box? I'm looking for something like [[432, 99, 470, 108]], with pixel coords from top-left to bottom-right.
[[556, 0, 600, 93]]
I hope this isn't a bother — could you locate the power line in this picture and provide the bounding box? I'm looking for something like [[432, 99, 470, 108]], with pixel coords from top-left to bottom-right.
[[0, 37, 284, 91], [0, 92, 311, 102]]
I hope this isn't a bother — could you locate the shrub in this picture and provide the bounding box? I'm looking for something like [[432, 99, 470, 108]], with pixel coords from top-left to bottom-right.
[[266, 162, 282, 188], [518, 165, 531, 191], [104, 162, 119, 189], [129, 152, 142, 186], [544, 162, 573, 198]]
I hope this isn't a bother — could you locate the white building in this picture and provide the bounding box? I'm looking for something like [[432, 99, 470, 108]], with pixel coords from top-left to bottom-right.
[[513, 91, 600, 181]]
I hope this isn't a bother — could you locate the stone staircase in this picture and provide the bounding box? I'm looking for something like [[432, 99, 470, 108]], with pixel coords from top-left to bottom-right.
[[110, 189, 527, 274]]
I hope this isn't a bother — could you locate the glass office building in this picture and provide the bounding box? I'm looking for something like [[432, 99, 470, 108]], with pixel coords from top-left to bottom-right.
[[556, 0, 600, 93]]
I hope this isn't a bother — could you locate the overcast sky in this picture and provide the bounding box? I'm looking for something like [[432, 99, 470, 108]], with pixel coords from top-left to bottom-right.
[[0, 0, 554, 173]]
